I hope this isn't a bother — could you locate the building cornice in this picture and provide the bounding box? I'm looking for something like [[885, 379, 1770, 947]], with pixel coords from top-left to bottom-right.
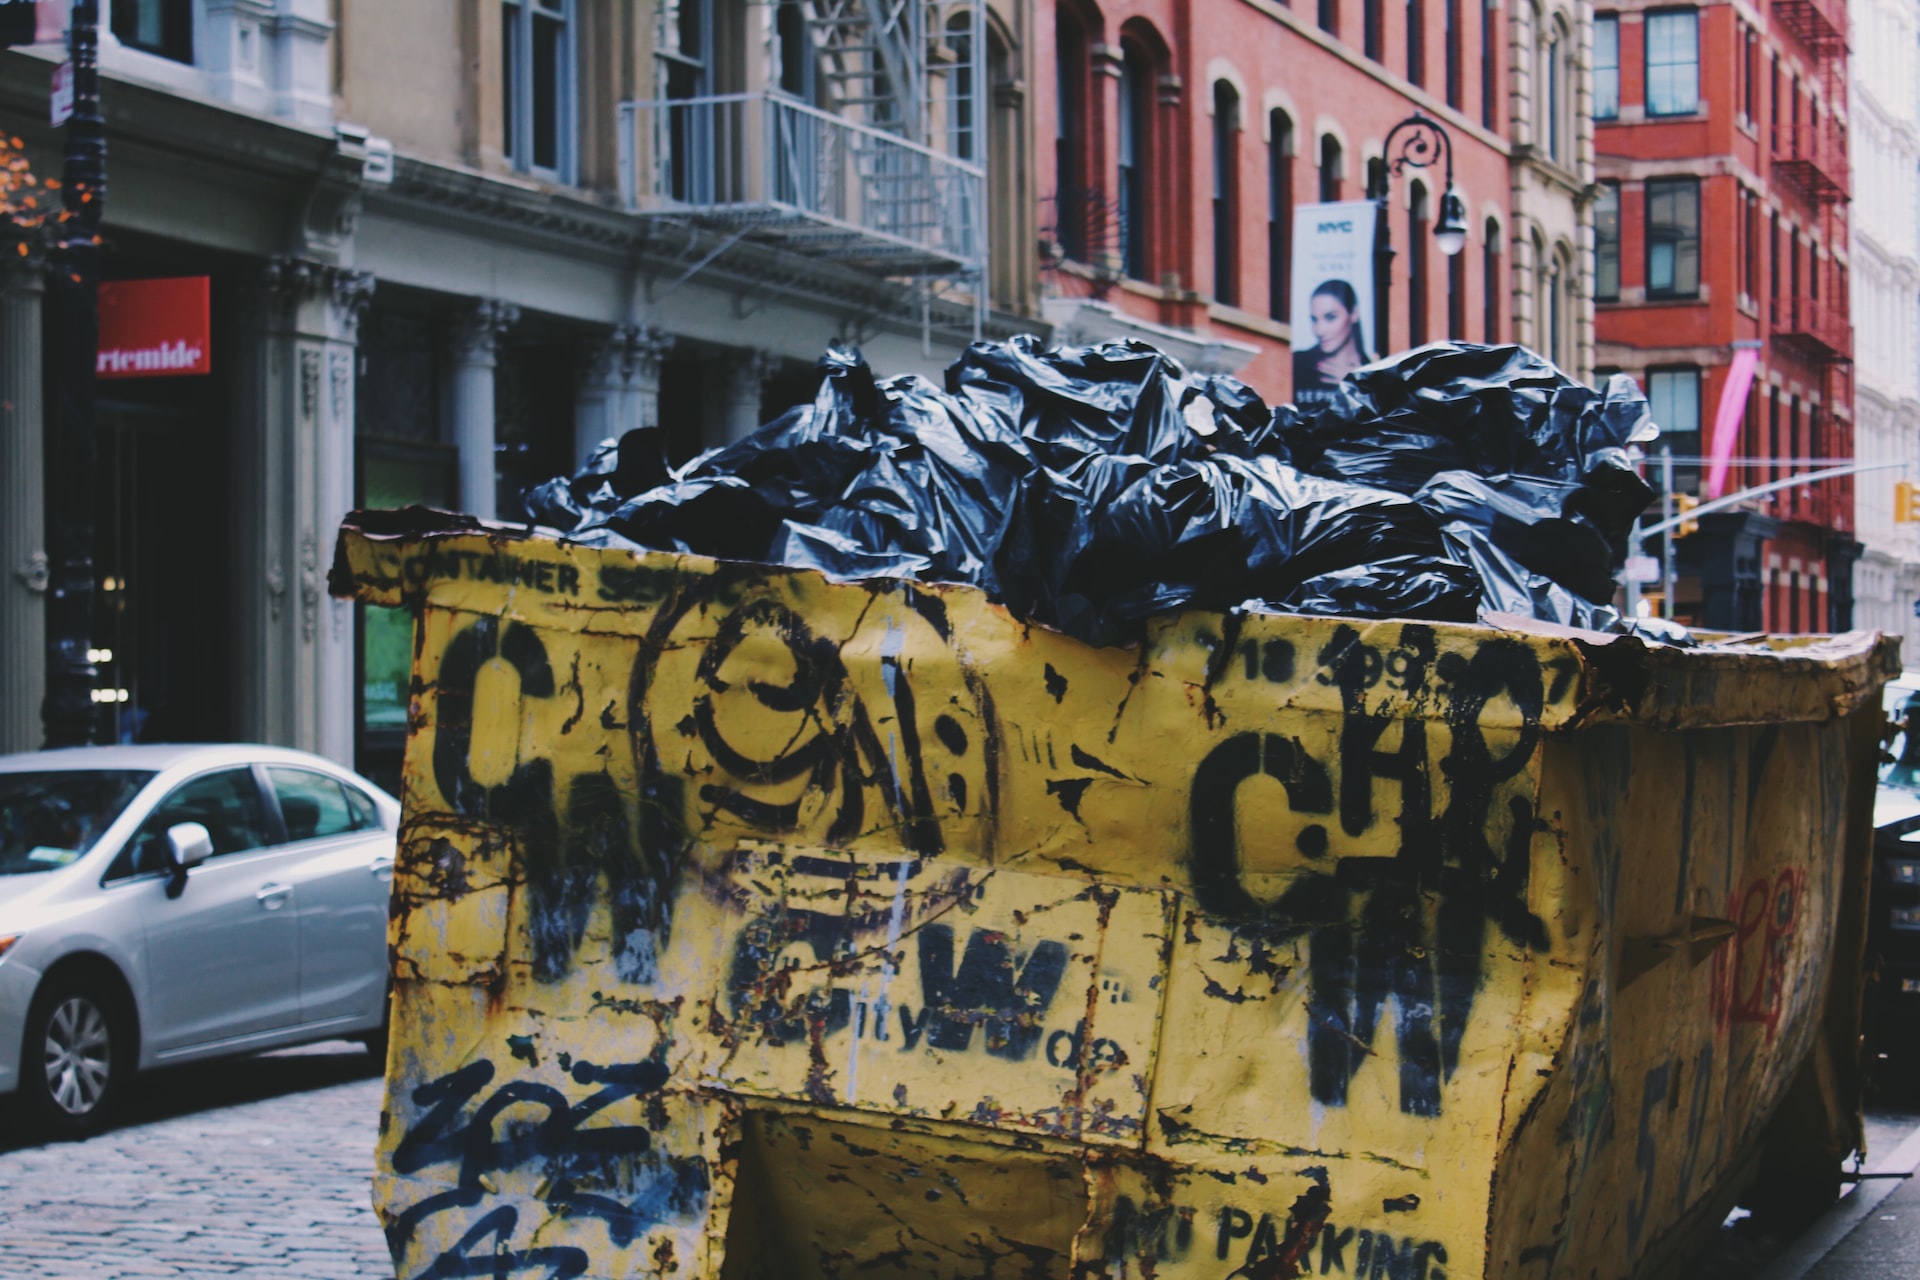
[[1235, 0, 1511, 158]]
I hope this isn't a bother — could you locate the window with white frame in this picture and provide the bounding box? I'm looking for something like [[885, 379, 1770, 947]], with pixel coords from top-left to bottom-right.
[[503, 0, 575, 180]]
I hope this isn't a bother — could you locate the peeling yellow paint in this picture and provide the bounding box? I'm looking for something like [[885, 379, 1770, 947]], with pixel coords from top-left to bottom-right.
[[336, 516, 1895, 1280]]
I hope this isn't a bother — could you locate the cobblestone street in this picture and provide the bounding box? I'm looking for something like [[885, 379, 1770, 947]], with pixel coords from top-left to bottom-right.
[[0, 1042, 391, 1279]]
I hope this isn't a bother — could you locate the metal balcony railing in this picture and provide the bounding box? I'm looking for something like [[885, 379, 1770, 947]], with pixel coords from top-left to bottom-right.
[[1771, 116, 1849, 204], [1772, 0, 1847, 56], [618, 93, 985, 279], [1770, 296, 1853, 361]]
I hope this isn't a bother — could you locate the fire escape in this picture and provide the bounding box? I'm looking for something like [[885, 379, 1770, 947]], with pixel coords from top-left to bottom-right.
[[1769, 0, 1853, 530], [620, 0, 988, 344]]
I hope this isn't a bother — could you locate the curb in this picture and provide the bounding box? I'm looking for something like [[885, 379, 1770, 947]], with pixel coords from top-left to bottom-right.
[[1752, 1119, 1920, 1280]]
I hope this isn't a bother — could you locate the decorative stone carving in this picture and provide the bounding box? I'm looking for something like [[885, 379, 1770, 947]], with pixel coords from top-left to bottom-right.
[[299, 348, 321, 423], [257, 256, 376, 340], [452, 298, 520, 367]]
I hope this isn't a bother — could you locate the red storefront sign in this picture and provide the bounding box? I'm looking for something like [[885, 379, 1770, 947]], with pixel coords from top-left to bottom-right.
[[97, 277, 211, 379]]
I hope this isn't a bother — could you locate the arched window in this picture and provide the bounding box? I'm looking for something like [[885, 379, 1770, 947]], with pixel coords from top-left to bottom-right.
[[1118, 41, 1153, 279], [1054, 5, 1092, 262], [1408, 0, 1427, 86], [1549, 247, 1569, 365], [1541, 20, 1566, 162], [1269, 110, 1295, 322], [1319, 133, 1343, 202], [1409, 183, 1430, 349], [1213, 81, 1241, 305], [1445, 0, 1463, 108], [1484, 218, 1503, 342], [1531, 230, 1551, 356], [986, 22, 1022, 310], [1449, 234, 1467, 338]]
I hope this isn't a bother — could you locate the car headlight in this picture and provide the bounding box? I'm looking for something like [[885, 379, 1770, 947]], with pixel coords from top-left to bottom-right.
[[0, 934, 19, 962]]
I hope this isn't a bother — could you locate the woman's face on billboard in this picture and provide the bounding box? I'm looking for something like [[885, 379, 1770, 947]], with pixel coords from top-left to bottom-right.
[[1311, 292, 1355, 353]]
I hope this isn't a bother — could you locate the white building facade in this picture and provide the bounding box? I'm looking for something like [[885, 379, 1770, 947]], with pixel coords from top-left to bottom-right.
[[1851, 0, 1920, 660]]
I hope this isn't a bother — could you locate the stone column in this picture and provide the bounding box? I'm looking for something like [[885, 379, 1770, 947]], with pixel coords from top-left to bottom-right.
[[575, 325, 675, 469], [623, 326, 674, 438], [450, 299, 518, 520], [575, 324, 636, 470], [0, 254, 46, 754], [231, 257, 374, 764], [718, 348, 776, 446]]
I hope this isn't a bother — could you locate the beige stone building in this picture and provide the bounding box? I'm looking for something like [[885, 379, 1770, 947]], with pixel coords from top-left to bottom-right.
[[0, 1, 1038, 783], [1506, 0, 1596, 379]]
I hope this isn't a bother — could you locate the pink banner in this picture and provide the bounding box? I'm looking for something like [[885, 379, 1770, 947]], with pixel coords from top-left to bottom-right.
[[1706, 344, 1762, 499]]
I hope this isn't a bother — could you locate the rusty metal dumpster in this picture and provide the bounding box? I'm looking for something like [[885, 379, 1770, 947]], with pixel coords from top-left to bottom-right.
[[333, 509, 1896, 1280]]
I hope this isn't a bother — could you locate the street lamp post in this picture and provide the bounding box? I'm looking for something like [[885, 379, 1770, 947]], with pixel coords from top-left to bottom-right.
[[1366, 112, 1468, 355], [43, 0, 105, 747]]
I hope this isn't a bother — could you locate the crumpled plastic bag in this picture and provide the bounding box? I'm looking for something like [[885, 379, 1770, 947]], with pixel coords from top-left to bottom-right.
[[524, 337, 1658, 648]]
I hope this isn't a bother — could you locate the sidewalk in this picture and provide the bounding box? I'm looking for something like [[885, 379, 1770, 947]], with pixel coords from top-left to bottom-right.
[[1803, 1173, 1920, 1278], [1755, 1111, 1920, 1280]]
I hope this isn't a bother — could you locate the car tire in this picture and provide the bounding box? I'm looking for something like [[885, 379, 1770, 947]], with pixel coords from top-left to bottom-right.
[[20, 975, 132, 1139], [356, 990, 391, 1068]]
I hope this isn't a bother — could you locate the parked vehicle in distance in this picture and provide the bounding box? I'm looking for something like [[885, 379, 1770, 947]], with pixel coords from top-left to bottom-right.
[[0, 744, 396, 1135], [1868, 673, 1920, 1074]]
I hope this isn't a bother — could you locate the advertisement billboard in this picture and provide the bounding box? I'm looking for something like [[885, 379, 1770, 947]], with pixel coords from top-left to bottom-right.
[[97, 276, 212, 379], [1289, 200, 1378, 410]]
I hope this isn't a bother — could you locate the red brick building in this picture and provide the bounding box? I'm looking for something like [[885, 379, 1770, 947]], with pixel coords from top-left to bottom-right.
[[1592, 0, 1855, 631], [1033, 0, 1522, 402]]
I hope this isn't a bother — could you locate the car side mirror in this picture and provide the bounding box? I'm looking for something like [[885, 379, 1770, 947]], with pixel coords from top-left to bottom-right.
[[165, 822, 213, 872]]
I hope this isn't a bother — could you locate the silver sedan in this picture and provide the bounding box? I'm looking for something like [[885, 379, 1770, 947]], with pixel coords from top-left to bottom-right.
[[0, 744, 396, 1135]]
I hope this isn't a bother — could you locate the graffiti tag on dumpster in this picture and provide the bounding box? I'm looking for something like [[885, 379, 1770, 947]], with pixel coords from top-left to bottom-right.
[[386, 1056, 708, 1278], [1186, 624, 1552, 1117]]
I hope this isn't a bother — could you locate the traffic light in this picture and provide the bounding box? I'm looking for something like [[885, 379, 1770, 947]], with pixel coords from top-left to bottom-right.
[[1675, 493, 1700, 537], [1898, 481, 1920, 524]]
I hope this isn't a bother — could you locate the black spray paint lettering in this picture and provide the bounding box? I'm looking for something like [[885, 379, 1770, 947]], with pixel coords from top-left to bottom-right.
[[1209, 1168, 1346, 1277], [902, 923, 1068, 1060], [687, 599, 957, 856], [1307, 1220, 1448, 1279], [1189, 623, 1551, 1117], [1101, 1196, 1196, 1266], [1045, 1021, 1127, 1071], [389, 1056, 707, 1275], [725, 905, 1069, 1064], [1625, 1061, 1671, 1252], [403, 548, 581, 596], [433, 619, 666, 984]]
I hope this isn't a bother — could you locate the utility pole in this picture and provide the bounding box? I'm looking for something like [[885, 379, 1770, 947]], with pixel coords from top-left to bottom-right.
[[1660, 446, 1676, 621], [1623, 458, 1909, 627], [42, 0, 103, 747]]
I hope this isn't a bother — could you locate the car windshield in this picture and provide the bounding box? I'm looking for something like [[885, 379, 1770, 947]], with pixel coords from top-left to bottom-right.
[[0, 770, 155, 876]]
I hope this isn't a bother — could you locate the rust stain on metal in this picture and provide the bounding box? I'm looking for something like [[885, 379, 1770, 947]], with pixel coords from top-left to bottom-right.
[[336, 516, 1895, 1280]]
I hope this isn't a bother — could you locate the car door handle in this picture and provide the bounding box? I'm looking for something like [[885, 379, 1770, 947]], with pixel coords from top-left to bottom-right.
[[256, 882, 293, 910], [369, 855, 395, 879]]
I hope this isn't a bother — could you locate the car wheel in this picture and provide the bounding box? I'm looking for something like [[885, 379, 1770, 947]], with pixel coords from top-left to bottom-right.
[[356, 990, 392, 1067], [22, 977, 130, 1138]]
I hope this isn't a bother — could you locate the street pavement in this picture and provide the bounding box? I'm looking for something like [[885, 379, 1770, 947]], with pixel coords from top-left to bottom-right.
[[0, 1036, 1916, 1279], [0, 1040, 391, 1279]]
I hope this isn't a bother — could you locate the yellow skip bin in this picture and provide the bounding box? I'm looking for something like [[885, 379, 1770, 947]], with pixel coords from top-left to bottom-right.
[[334, 510, 1895, 1280]]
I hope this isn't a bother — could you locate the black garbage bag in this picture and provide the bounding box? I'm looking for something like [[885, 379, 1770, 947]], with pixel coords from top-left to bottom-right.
[[533, 337, 1657, 648]]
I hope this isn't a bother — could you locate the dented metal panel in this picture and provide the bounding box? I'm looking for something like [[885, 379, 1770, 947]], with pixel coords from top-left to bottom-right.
[[333, 516, 1896, 1280]]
